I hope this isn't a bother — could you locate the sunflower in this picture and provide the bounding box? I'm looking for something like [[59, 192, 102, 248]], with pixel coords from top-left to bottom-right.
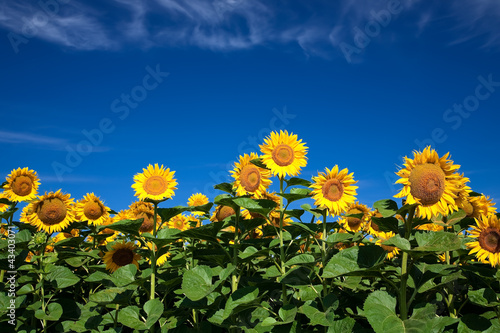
[[210, 205, 236, 222], [260, 130, 308, 179], [394, 146, 464, 220], [146, 242, 171, 266], [0, 192, 10, 213], [112, 209, 132, 223], [132, 164, 177, 201], [187, 193, 209, 216], [466, 214, 500, 267], [168, 214, 190, 231], [186, 214, 202, 228], [463, 195, 497, 219], [338, 202, 371, 233], [231, 153, 272, 197], [3, 167, 41, 202], [415, 222, 444, 232], [74, 193, 110, 226], [26, 190, 75, 234], [129, 201, 160, 234], [376, 231, 400, 260], [310, 166, 358, 216], [102, 241, 141, 273]]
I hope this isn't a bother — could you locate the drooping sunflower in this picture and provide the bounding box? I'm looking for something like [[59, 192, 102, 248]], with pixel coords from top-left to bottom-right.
[[102, 241, 141, 273], [338, 202, 371, 233], [394, 146, 464, 220], [3, 167, 41, 202], [462, 195, 497, 219], [230, 153, 272, 197], [310, 166, 358, 216], [27, 190, 75, 234], [74, 193, 110, 226], [187, 193, 209, 216], [210, 205, 236, 222], [168, 214, 190, 231], [260, 130, 308, 179], [466, 214, 500, 267], [132, 164, 177, 201], [375, 231, 400, 260], [128, 201, 161, 234]]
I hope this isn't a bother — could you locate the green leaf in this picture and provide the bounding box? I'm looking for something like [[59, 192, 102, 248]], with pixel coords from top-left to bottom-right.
[[323, 245, 386, 278], [382, 234, 411, 251], [301, 203, 325, 218], [118, 306, 147, 330], [178, 221, 224, 242], [46, 266, 80, 289], [285, 254, 315, 267], [250, 158, 269, 170], [157, 206, 190, 222], [182, 265, 213, 301], [364, 291, 403, 333], [89, 287, 134, 304], [371, 216, 400, 233], [285, 177, 312, 187], [102, 218, 143, 236], [232, 197, 277, 216], [85, 271, 112, 283], [111, 264, 137, 287], [373, 199, 399, 217], [413, 231, 462, 252], [284, 209, 304, 221], [144, 299, 164, 329], [468, 288, 500, 307], [35, 302, 63, 321], [458, 314, 492, 333], [278, 190, 312, 204], [279, 304, 297, 323], [222, 286, 259, 320], [328, 317, 356, 333]]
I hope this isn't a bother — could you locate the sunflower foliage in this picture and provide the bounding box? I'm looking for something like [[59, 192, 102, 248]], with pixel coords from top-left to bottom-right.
[[1, 138, 500, 333]]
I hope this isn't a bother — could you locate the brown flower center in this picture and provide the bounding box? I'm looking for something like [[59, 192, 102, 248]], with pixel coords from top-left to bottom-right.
[[408, 163, 445, 206], [12, 175, 33, 196], [143, 176, 167, 195], [240, 165, 261, 192], [83, 200, 104, 220], [346, 208, 363, 229], [137, 212, 155, 233], [322, 178, 344, 202], [272, 144, 294, 166], [37, 198, 67, 225], [381, 244, 396, 253], [479, 227, 500, 253], [216, 206, 235, 221], [112, 248, 134, 266]]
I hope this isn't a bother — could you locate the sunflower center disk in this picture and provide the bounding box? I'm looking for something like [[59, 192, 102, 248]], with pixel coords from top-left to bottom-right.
[[138, 212, 155, 233], [240, 165, 261, 192], [12, 176, 33, 196], [480, 228, 500, 253], [347, 208, 363, 229], [408, 163, 446, 206], [112, 248, 134, 266], [37, 198, 67, 225], [272, 144, 295, 166], [144, 176, 167, 196], [322, 179, 344, 202], [84, 200, 104, 220]]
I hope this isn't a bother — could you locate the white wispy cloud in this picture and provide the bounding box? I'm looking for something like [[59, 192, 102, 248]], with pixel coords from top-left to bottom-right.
[[0, 0, 498, 55]]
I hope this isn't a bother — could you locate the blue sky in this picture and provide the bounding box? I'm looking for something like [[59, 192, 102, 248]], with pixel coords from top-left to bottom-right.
[[1, 0, 499, 214]]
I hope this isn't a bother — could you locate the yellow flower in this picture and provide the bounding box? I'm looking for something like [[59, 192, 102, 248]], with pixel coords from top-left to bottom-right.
[[467, 214, 500, 267], [0, 192, 10, 213], [168, 214, 190, 231], [112, 209, 132, 223], [132, 164, 177, 201], [3, 167, 41, 202], [375, 231, 400, 260], [128, 201, 161, 234], [25, 190, 75, 234], [230, 153, 272, 197], [338, 202, 371, 233], [210, 205, 236, 222], [146, 242, 170, 266], [187, 193, 209, 216], [260, 130, 307, 178], [394, 146, 464, 219], [310, 166, 358, 216], [102, 241, 141, 273], [415, 222, 444, 232], [463, 195, 497, 219], [74, 193, 110, 226], [367, 210, 383, 237]]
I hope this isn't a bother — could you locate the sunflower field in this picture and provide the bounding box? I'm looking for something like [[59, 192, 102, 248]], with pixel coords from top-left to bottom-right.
[[1, 130, 500, 333]]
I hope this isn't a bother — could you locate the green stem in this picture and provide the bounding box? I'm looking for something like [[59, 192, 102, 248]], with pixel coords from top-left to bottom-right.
[[400, 206, 416, 320], [114, 304, 119, 328], [321, 210, 328, 298], [39, 239, 48, 333], [150, 202, 158, 333], [279, 177, 287, 305], [232, 208, 240, 293]]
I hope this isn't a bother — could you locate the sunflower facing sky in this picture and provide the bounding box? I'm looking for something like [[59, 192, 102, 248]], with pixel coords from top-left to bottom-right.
[[467, 214, 500, 267], [23, 190, 75, 234], [260, 130, 308, 179], [187, 193, 209, 216], [3, 167, 41, 202], [132, 164, 177, 201], [74, 193, 110, 226], [394, 146, 464, 220], [102, 241, 141, 273], [230, 152, 272, 197], [310, 166, 358, 216]]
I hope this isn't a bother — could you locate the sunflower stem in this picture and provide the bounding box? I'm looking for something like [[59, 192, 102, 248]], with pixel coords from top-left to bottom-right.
[[279, 177, 288, 305], [321, 209, 328, 297], [400, 205, 416, 320], [232, 208, 240, 293], [150, 202, 158, 333]]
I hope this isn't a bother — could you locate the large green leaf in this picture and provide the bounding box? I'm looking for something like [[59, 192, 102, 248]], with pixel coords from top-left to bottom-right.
[[322, 245, 386, 278], [233, 198, 277, 216], [285, 254, 315, 267], [46, 266, 80, 289], [382, 234, 411, 251], [364, 291, 403, 333], [118, 306, 147, 330], [182, 265, 213, 301], [144, 298, 164, 329], [373, 199, 399, 217], [285, 177, 312, 187], [468, 288, 500, 307], [413, 231, 462, 252], [371, 216, 400, 233], [101, 218, 143, 236], [222, 286, 259, 320], [35, 302, 63, 321], [111, 264, 137, 287], [89, 287, 134, 304]]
